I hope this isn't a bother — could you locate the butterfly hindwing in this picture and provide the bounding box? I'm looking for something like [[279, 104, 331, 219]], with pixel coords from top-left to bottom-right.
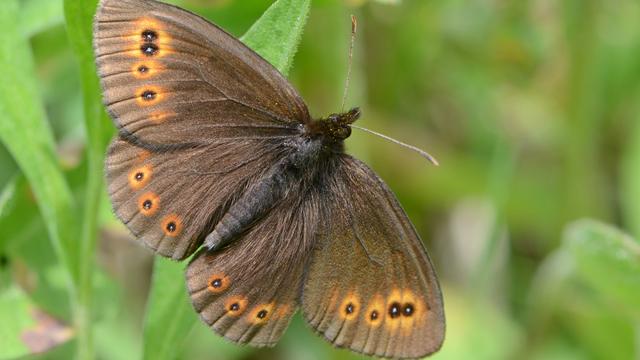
[[301, 155, 445, 359], [94, 0, 310, 146], [185, 190, 320, 346]]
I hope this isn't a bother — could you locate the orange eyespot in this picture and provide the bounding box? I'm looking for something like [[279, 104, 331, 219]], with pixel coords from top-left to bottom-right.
[[338, 292, 360, 321], [136, 150, 151, 162], [121, 18, 173, 58], [384, 289, 424, 333], [364, 295, 385, 327], [224, 295, 248, 316], [148, 110, 175, 124], [207, 273, 230, 294], [138, 192, 159, 216], [128, 164, 152, 190], [161, 214, 182, 237], [274, 304, 292, 319], [136, 86, 165, 106], [384, 288, 403, 331], [247, 303, 275, 325], [131, 61, 162, 79]]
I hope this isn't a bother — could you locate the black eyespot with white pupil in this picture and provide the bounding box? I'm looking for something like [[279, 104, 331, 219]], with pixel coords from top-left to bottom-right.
[[257, 310, 268, 319], [142, 90, 156, 101], [141, 43, 158, 56], [142, 199, 152, 210], [135, 172, 144, 181], [345, 303, 354, 315], [210, 278, 222, 288], [229, 303, 239, 311], [370, 310, 379, 321], [166, 221, 177, 233], [389, 302, 402, 318], [141, 29, 158, 42], [138, 65, 149, 73], [403, 303, 414, 317]]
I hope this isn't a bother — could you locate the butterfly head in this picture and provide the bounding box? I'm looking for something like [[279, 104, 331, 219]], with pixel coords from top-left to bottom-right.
[[311, 107, 361, 142]]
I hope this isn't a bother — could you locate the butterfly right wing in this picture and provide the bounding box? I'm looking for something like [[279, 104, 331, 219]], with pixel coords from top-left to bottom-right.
[[301, 155, 445, 359], [94, 0, 310, 146]]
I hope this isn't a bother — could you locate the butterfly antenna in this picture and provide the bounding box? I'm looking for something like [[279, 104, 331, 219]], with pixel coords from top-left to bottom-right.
[[350, 125, 440, 166], [341, 15, 357, 113]]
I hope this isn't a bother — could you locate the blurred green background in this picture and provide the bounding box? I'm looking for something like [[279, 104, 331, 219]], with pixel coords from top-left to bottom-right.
[[1, 0, 640, 359]]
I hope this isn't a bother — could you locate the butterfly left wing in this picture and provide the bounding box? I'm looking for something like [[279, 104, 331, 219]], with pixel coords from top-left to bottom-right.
[[185, 188, 320, 346], [301, 155, 445, 359]]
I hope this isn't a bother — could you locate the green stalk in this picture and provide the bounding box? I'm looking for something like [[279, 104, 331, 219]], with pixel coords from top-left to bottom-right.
[[64, 0, 112, 358]]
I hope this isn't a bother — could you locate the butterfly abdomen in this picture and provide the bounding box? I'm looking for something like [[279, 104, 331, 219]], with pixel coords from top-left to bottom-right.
[[204, 138, 323, 251]]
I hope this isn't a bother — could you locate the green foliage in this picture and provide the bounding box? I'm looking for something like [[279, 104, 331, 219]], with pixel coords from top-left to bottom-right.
[[565, 220, 640, 317], [1, 0, 640, 359], [241, 0, 310, 76]]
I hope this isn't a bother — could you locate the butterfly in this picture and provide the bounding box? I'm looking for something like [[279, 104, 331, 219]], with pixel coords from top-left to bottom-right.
[[93, 0, 445, 358]]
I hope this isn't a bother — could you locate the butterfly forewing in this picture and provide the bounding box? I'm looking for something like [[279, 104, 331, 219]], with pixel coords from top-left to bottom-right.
[[94, 0, 310, 146], [301, 155, 445, 359]]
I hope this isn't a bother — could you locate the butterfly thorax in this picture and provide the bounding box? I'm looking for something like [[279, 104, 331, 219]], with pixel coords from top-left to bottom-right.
[[203, 108, 359, 251]]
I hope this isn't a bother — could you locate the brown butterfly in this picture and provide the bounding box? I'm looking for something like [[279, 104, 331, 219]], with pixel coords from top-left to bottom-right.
[[93, 0, 445, 358]]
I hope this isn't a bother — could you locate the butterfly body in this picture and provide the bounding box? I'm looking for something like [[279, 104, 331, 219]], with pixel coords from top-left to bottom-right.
[[95, 0, 444, 358], [205, 107, 360, 250]]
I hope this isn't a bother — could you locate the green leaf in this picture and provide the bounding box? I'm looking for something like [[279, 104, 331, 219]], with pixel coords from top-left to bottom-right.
[[142, 258, 197, 360], [241, 0, 311, 76], [0, 177, 17, 220], [63, 0, 114, 357], [621, 110, 640, 240], [564, 219, 640, 317], [19, 0, 65, 38], [0, 0, 78, 287], [0, 285, 31, 359], [142, 1, 310, 358], [0, 284, 73, 359]]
